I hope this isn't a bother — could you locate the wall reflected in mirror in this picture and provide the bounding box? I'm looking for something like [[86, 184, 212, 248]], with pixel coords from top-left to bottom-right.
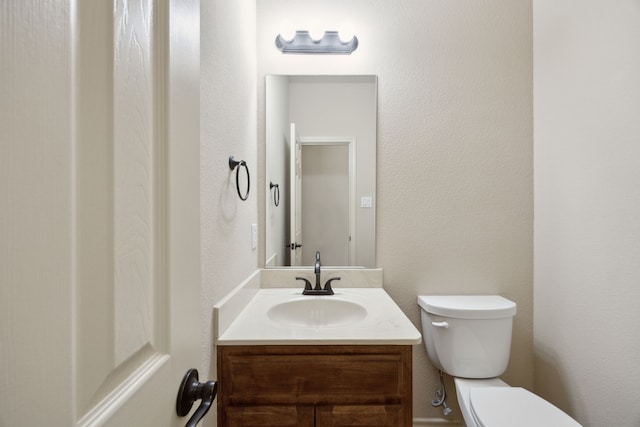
[[265, 75, 377, 268]]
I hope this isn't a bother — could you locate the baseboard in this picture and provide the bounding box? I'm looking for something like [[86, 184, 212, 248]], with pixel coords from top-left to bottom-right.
[[413, 417, 463, 427]]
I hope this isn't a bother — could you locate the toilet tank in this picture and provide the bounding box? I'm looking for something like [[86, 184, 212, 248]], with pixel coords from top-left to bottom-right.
[[417, 295, 517, 379]]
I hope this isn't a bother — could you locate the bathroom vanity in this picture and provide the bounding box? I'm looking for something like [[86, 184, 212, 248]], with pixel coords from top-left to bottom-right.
[[214, 270, 420, 427]]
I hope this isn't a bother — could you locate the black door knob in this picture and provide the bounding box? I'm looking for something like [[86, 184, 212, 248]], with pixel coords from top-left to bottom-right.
[[176, 369, 217, 427]]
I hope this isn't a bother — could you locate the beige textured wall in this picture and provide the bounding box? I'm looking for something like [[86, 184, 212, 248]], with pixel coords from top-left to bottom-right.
[[533, 2, 640, 426], [200, 0, 257, 392], [257, 0, 533, 421]]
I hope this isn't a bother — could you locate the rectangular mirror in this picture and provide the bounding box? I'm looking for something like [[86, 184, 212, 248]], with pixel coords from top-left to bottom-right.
[[265, 75, 377, 268]]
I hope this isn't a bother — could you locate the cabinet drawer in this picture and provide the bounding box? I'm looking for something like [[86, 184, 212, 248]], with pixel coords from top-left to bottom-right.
[[218, 345, 411, 405]]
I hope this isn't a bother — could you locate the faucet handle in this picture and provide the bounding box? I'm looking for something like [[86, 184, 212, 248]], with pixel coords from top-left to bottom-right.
[[295, 277, 313, 291], [323, 277, 341, 293]]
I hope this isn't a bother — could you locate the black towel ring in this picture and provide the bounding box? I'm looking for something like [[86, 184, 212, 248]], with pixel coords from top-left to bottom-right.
[[229, 156, 250, 201], [269, 182, 280, 207]]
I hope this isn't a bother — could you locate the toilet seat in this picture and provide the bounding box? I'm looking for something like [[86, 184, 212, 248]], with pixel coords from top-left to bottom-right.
[[470, 387, 582, 427]]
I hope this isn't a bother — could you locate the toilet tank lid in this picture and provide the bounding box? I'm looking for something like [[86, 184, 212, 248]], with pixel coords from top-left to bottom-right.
[[417, 295, 516, 319]]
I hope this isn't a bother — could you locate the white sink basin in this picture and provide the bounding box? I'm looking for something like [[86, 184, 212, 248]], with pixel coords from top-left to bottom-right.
[[267, 297, 367, 327]]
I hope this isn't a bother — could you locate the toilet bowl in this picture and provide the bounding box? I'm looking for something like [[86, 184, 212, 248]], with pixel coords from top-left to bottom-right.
[[418, 295, 582, 427]]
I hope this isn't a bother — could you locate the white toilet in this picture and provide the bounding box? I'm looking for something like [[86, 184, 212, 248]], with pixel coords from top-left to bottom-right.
[[418, 295, 582, 427]]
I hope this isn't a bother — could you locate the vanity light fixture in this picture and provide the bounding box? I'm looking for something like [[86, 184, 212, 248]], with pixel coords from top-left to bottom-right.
[[275, 30, 358, 55]]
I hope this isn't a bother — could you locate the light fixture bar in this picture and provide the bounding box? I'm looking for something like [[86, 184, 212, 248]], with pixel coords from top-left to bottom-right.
[[275, 31, 358, 55]]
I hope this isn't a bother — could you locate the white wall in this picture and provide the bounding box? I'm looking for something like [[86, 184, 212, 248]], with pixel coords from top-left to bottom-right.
[[200, 0, 257, 409], [533, 2, 640, 426], [258, 0, 533, 421]]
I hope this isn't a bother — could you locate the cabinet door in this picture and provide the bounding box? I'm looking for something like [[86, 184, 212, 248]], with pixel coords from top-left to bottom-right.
[[316, 405, 403, 427], [225, 405, 315, 427]]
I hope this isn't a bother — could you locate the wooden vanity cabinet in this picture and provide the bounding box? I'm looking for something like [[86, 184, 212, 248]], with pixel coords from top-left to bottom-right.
[[217, 345, 412, 427]]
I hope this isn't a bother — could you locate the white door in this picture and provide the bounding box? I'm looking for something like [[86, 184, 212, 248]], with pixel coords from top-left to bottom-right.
[[1, 1, 202, 426], [289, 123, 303, 266]]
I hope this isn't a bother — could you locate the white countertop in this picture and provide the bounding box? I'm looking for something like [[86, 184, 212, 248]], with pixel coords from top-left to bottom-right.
[[216, 287, 422, 346]]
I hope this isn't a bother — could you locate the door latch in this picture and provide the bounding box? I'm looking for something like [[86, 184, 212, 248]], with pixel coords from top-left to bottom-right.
[[176, 369, 217, 427]]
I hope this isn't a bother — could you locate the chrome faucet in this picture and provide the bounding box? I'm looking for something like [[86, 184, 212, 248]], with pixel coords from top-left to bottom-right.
[[296, 251, 339, 295]]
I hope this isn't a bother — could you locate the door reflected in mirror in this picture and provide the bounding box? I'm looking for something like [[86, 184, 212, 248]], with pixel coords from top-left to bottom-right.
[[265, 75, 377, 268]]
